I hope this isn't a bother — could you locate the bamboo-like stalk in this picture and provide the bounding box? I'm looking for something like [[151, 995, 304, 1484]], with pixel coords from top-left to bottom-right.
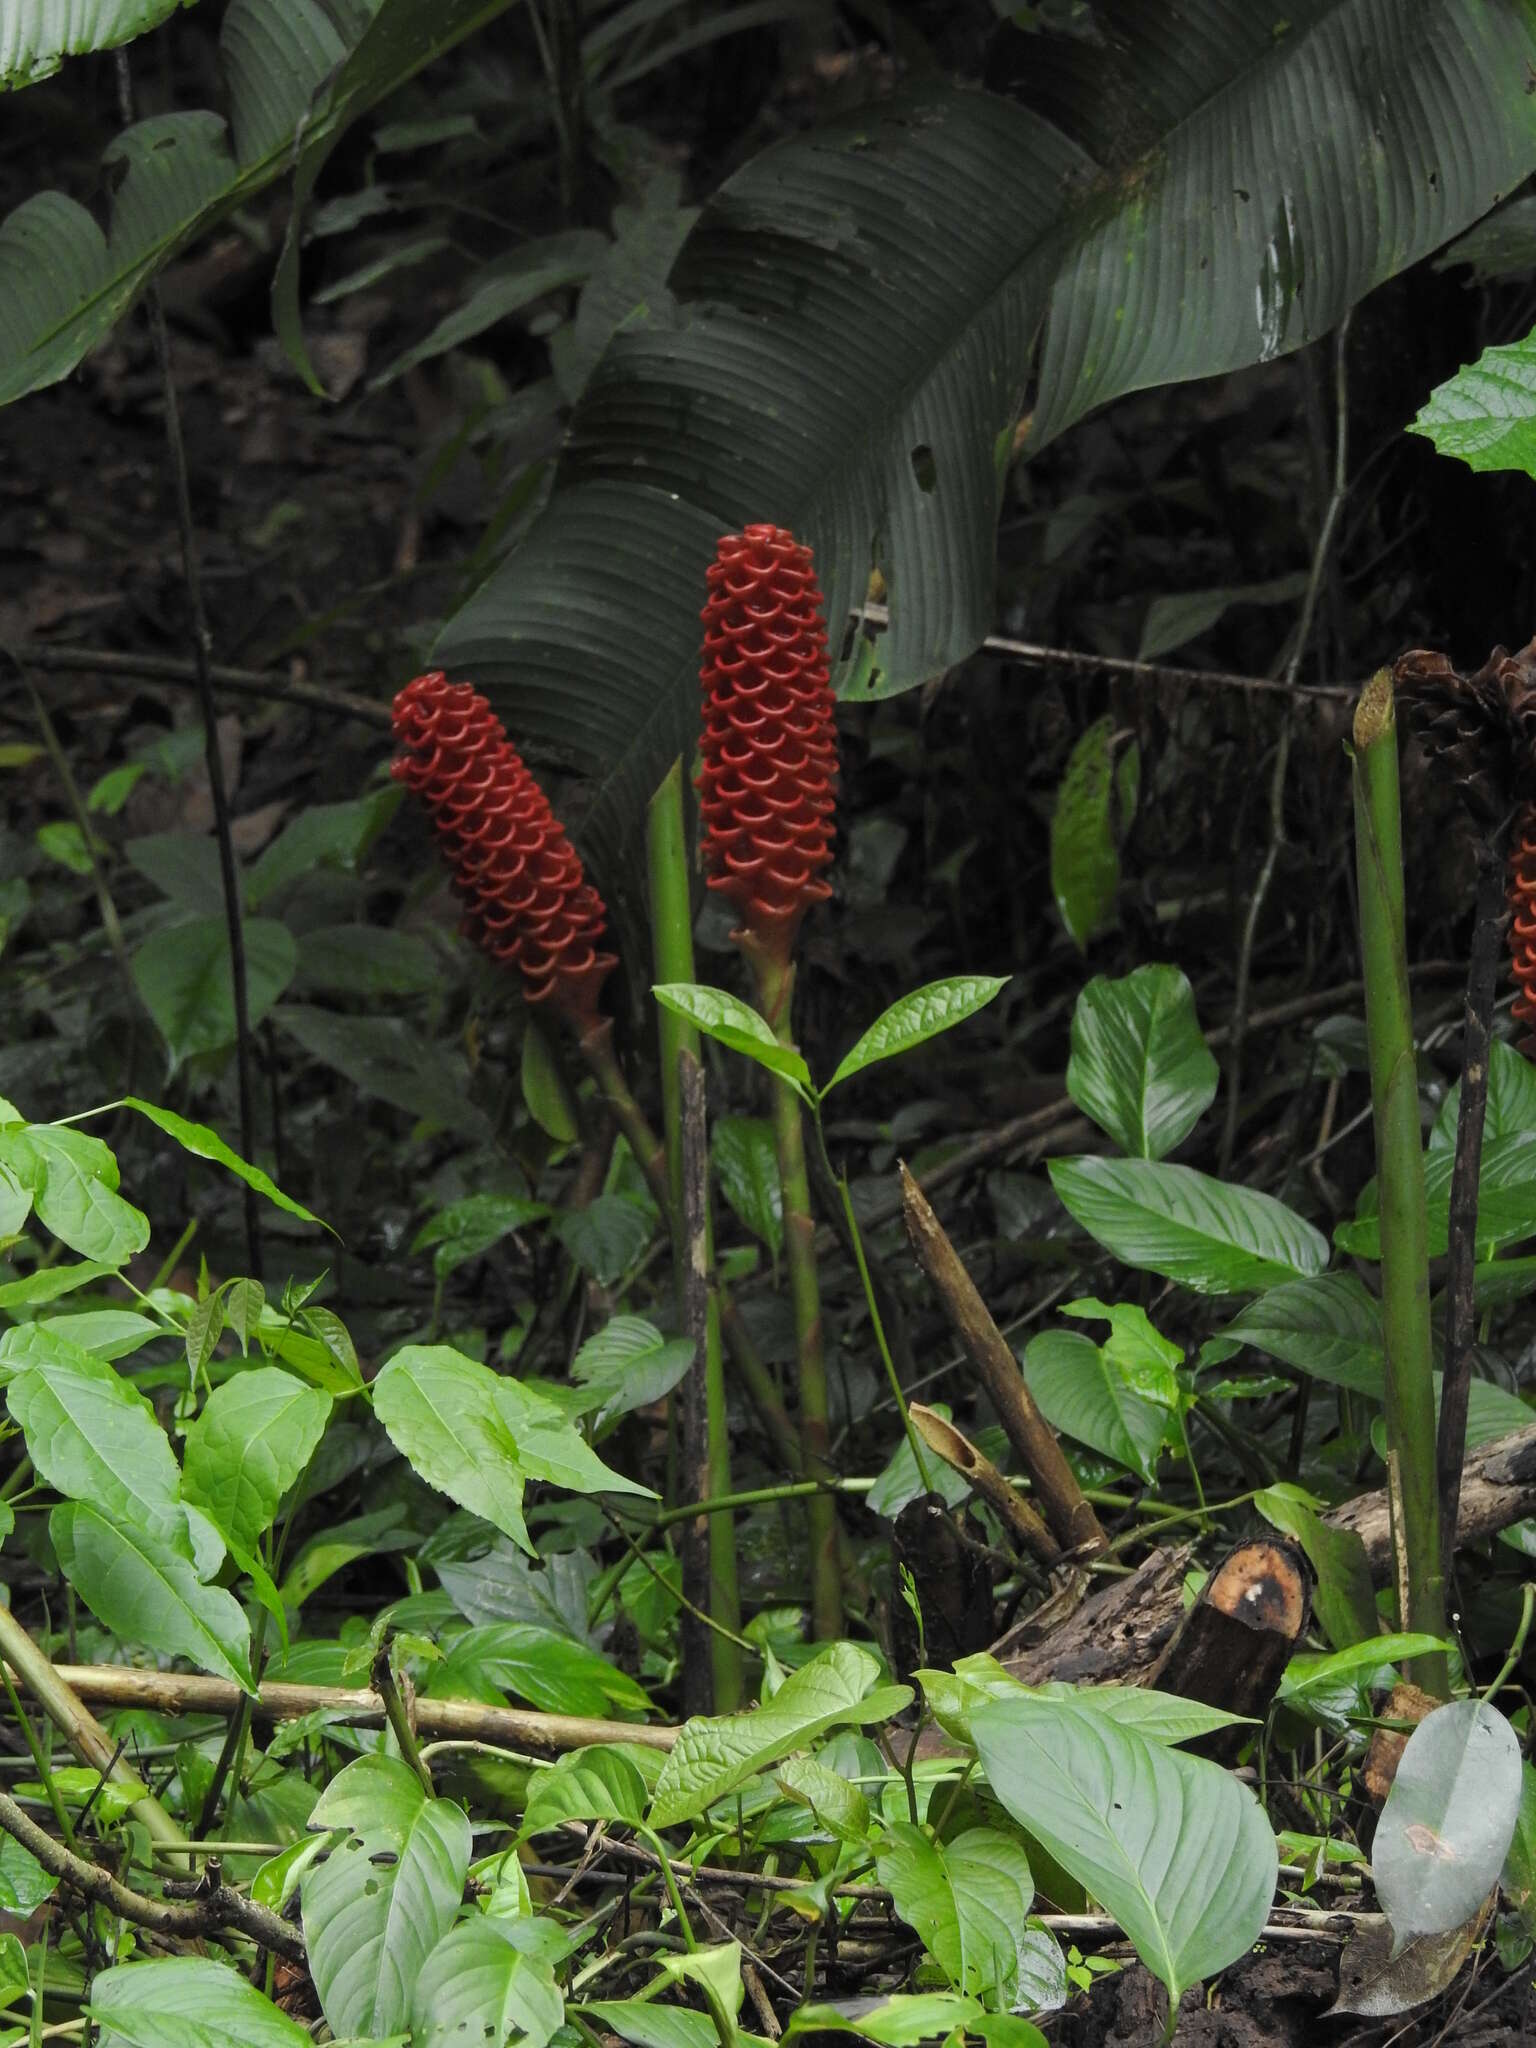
[[909, 1404, 1060, 1567], [647, 761, 742, 1710], [747, 948, 842, 1640], [1352, 669, 1446, 1694], [900, 1164, 1105, 1558], [21, 1664, 681, 1751], [0, 1606, 187, 1852]]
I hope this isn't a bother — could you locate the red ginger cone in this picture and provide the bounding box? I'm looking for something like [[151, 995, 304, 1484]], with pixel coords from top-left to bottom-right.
[[1511, 806, 1536, 1056], [697, 525, 837, 967], [391, 672, 615, 1030]]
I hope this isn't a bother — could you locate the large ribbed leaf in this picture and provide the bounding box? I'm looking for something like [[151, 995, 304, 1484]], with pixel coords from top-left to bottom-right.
[[438, 0, 1536, 894], [1, 1, 197, 90], [0, 0, 517, 406]]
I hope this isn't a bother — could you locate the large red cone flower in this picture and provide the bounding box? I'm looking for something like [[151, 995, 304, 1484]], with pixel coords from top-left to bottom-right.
[[391, 672, 615, 1029], [698, 525, 838, 965], [1511, 805, 1536, 1057]]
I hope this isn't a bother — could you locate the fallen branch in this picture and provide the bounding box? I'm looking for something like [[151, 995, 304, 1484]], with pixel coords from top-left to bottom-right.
[[901, 1163, 1104, 1557], [0, 1788, 303, 1962], [24, 1668, 680, 1754], [13, 642, 391, 729]]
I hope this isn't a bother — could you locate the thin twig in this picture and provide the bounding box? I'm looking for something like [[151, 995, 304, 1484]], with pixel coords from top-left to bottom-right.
[[1439, 829, 1514, 1588], [1221, 313, 1353, 1176], [854, 605, 1355, 704], [0, 1788, 303, 1962], [7, 644, 391, 729], [116, 48, 261, 1280]]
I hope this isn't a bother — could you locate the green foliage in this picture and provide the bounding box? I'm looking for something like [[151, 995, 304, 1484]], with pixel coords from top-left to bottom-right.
[[0, 1, 199, 91], [1066, 966, 1219, 1160], [435, 0, 1536, 885], [1373, 1699, 1523, 1955], [1047, 1156, 1330, 1294], [1411, 326, 1536, 475], [972, 1692, 1277, 2009]]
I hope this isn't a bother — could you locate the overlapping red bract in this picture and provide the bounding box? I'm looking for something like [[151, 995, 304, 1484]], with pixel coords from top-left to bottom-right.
[[391, 672, 615, 1026], [1511, 804, 1536, 1056], [698, 524, 838, 958]]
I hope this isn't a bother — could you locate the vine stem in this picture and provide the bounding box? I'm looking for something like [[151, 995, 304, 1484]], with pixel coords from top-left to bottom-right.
[[1221, 312, 1352, 1176], [114, 49, 262, 1279]]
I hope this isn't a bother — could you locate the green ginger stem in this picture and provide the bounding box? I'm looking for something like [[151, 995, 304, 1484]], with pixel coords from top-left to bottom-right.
[[1352, 668, 1446, 1694]]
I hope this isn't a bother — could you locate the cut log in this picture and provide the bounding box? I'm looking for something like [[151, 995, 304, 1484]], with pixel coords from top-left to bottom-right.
[[987, 1421, 1536, 1693], [1326, 1420, 1536, 1571], [1146, 1539, 1310, 1755]]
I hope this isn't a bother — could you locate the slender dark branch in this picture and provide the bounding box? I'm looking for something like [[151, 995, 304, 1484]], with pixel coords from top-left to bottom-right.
[[9, 643, 391, 729], [855, 606, 1355, 704], [1438, 831, 1512, 1588], [0, 1788, 304, 1962], [116, 49, 261, 1280], [1221, 313, 1352, 1176]]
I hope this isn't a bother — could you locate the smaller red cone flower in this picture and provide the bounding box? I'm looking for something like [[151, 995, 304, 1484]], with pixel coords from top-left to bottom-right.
[[1510, 805, 1536, 1057], [391, 672, 615, 1030], [697, 524, 838, 966]]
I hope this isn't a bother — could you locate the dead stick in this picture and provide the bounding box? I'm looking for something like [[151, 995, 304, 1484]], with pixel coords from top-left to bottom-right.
[[20, 1667, 679, 1752], [909, 1404, 1060, 1567], [1437, 832, 1511, 1589], [0, 1788, 303, 1961], [900, 1162, 1105, 1557]]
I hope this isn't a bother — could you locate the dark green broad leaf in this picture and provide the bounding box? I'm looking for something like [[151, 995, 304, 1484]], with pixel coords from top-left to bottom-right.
[[276, 1006, 490, 1137], [0, 0, 520, 406], [823, 977, 1009, 1095], [0, 1122, 147, 1265], [1048, 1156, 1328, 1294], [430, 1622, 650, 1720], [132, 917, 296, 1065], [1, 2, 197, 92], [91, 1956, 310, 2048], [409, 1916, 564, 2048], [292, 924, 440, 998], [52, 1500, 253, 1690], [1050, 717, 1136, 950], [1429, 1040, 1536, 1152], [521, 1745, 650, 1835], [1067, 965, 1219, 1159], [412, 1193, 551, 1285], [1, 1321, 195, 1556], [431, 3, 1536, 891], [521, 1018, 579, 1143], [875, 1823, 1035, 2004], [652, 985, 814, 1100], [1021, 1304, 1177, 1485], [1411, 326, 1536, 476], [712, 1115, 782, 1260], [245, 788, 402, 909], [182, 1367, 332, 1559], [1337, 1129, 1536, 1262], [1201, 1270, 1383, 1390], [1374, 1698, 1522, 1954], [552, 1194, 655, 1286], [570, 1315, 695, 1428], [973, 1693, 1276, 2008], [1137, 574, 1308, 662], [649, 1643, 912, 1828], [373, 1345, 533, 1553], [302, 1755, 473, 2040]]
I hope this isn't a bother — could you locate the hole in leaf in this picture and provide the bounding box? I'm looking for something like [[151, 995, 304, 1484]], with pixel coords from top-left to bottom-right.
[[910, 444, 937, 494]]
